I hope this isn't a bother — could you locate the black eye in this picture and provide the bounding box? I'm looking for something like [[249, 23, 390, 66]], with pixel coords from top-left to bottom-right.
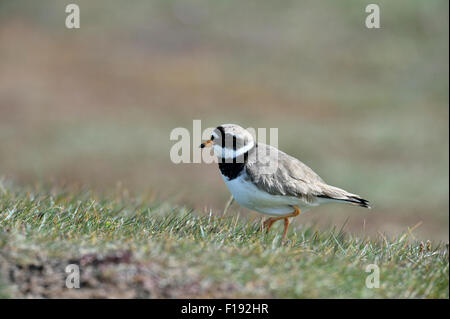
[[210, 135, 215, 141]]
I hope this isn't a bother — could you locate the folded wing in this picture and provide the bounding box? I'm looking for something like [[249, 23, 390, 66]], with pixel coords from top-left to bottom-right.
[[246, 144, 370, 208]]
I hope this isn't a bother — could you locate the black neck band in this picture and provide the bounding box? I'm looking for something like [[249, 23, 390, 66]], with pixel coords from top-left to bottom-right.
[[218, 144, 256, 180]]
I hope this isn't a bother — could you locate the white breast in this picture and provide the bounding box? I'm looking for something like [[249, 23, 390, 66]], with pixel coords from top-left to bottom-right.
[[221, 172, 312, 216]]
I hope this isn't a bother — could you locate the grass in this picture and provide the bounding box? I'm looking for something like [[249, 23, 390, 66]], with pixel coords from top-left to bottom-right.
[[0, 184, 448, 298]]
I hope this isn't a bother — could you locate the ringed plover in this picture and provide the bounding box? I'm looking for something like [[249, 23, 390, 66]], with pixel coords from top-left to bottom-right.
[[200, 124, 370, 242]]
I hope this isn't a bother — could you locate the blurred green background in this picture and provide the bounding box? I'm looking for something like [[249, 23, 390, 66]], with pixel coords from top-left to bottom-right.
[[0, 0, 448, 240]]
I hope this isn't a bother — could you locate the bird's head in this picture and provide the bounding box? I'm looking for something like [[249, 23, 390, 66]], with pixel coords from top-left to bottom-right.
[[200, 124, 255, 161]]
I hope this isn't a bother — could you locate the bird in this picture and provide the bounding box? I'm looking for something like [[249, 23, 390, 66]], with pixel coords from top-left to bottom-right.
[[200, 124, 370, 243]]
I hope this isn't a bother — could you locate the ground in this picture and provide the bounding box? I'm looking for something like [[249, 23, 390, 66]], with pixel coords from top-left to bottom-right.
[[0, 185, 448, 298]]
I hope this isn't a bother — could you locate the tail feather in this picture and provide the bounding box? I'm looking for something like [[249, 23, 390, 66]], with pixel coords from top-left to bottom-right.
[[317, 184, 371, 209], [345, 195, 371, 208]]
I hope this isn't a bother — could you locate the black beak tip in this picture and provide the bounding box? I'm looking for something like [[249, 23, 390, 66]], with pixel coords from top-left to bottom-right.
[[200, 143, 205, 148]]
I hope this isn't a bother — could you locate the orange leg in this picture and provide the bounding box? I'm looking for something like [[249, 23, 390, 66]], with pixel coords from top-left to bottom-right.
[[282, 218, 290, 242], [262, 217, 278, 232], [263, 216, 283, 232], [263, 206, 301, 242]]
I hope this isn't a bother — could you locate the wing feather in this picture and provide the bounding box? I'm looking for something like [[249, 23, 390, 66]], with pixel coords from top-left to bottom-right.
[[245, 144, 370, 208], [245, 144, 325, 203]]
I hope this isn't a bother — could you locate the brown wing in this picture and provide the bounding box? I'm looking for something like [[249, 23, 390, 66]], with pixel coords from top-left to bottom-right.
[[245, 144, 325, 203]]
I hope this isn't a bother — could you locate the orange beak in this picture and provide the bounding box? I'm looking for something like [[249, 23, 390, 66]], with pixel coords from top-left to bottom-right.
[[200, 140, 213, 148]]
